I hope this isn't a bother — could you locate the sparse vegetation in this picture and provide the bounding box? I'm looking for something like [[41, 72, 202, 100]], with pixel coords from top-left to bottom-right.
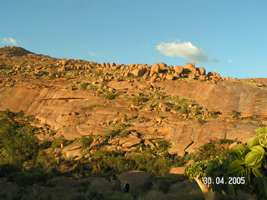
[[81, 143, 181, 176], [78, 82, 118, 100], [79, 82, 90, 90], [130, 90, 221, 121], [80, 135, 94, 148], [103, 90, 118, 100], [34, 70, 49, 78], [188, 139, 237, 162], [51, 135, 70, 149], [232, 110, 241, 119], [132, 93, 150, 105]]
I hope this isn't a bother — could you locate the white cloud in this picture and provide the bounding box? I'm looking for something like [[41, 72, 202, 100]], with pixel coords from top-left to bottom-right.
[[156, 41, 215, 63], [1, 37, 19, 45]]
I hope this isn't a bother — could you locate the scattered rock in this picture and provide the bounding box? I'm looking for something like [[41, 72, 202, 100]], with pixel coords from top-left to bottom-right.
[[207, 72, 222, 81], [169, 167, 185, 175], [199, 75, 206, 81], [150, 74, 158, 82], [174, 66, 184, 75], [62, 142, 82, 160], [198, 67, 206, 75], [184, 63, 196, 73], [130, 66, 147, 77], [119, 134, 141, 148], [150, 63, 168, 76], [150, 64, 161, 76], [158, 63, 168, 71], [188, 73, 196, 80], [166, 74, 175, 80], [158, 102, 170, 112]]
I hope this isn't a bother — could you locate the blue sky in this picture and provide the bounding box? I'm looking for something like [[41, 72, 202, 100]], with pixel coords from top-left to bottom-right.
[[1, 0, 267, 78]]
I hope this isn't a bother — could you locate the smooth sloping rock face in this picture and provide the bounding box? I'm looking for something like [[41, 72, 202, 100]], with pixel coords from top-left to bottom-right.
[[157, 80, 267, 118], [0, 77, 265, 155], [0, 46, 267, 155]]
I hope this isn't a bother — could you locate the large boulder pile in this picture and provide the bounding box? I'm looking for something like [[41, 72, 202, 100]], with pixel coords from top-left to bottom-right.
[[54, 60, 222, 82], [125, 62, 222, 82]]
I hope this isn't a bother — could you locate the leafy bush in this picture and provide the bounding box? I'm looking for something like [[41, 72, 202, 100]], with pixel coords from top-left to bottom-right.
[[88, 150, 132, 175], [80, 136, 94, 149], [185, 127, 267, 199], [50, 135, 69, 149], [85, 148, 173, 176], [80, 82, 90, 90], [125, 142, 175, 176], [0, 115, 39, 166], [188, 139, 236, 162], [132, 93, 149, 105], [129, 151, 172, 176]]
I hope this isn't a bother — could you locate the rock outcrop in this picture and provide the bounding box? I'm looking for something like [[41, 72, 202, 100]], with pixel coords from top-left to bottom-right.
[[0, 47, 222, 83], [0, 46, 266, 156]]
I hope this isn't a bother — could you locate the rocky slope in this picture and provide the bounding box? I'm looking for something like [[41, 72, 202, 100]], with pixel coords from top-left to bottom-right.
[[0, 46, 266, 156]]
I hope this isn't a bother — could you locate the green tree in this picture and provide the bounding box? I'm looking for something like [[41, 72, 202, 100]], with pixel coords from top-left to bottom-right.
[[185, 128, 267, 200], [0, 111, 39, 167]]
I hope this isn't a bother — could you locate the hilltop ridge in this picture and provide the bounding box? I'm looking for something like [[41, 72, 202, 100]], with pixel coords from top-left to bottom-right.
[[0, 46, 222, 83], [0, 46, 33, 57]]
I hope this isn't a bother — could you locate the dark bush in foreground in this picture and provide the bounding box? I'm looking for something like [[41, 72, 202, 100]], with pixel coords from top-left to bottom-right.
[[0, 110, 39, 167]]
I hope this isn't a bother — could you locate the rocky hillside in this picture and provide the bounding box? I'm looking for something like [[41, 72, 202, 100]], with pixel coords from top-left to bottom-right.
[[0, 46, 266, 156]]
